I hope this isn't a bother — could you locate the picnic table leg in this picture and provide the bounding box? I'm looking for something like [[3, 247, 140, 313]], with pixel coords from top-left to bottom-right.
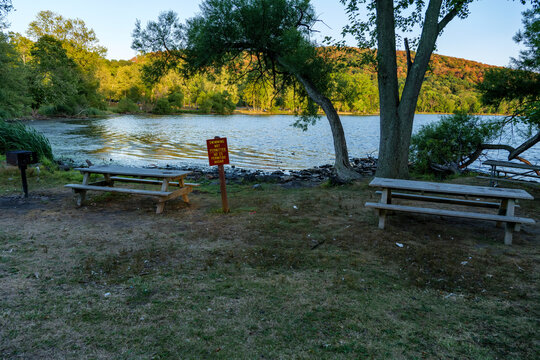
[[489, 165, 496, 187], [496, 199, 508, 228], [504, 199, 516, 245], [104, 173, 114, 186], [179, 177, 190, 203], [378, 188, 391, 229], [156, 179, 169, 214], [76, 173, 89, 207]]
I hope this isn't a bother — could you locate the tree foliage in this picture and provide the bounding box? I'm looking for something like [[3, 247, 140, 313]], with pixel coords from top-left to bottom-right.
[[478, 6, 540, 130], [410, 112, 500, 173], [0, 33, 30, 119], [27, 11, 106, 74], [339, 0, 535, 178], [0, 0, 12, 29], [133, 0, 362, 180]]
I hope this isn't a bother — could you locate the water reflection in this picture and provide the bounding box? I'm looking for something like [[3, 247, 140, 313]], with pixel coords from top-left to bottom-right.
[[27, 114, 539, 170]]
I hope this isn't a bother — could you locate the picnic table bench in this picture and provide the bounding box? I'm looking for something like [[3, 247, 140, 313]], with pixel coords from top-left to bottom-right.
[[479, 160, 540, 187], [65, 166, 199, 214], [365, 177, 535, 245]]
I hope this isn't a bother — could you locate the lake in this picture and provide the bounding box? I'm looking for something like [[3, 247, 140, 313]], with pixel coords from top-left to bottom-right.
[[27, 114, 539, 171]]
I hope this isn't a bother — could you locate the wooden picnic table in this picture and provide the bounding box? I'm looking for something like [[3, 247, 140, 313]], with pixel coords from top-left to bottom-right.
[[365, 177, 535, 245], [480, 160, 540, 186], [65, 166, 199, 214]]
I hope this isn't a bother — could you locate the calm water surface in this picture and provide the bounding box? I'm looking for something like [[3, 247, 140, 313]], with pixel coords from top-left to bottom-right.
[[28, 114, 539, 171]]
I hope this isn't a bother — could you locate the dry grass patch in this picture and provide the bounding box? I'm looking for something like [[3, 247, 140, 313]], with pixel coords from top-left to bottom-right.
[[0, 169, 539, 358]]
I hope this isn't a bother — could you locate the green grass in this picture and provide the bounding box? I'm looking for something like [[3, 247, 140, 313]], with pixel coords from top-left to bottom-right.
[[0, 120, 53, 161], [0, 167, 539, 358]]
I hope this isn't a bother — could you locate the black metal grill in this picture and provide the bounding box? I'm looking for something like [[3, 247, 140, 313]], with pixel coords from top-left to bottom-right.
[[6, 150, 38, 197]]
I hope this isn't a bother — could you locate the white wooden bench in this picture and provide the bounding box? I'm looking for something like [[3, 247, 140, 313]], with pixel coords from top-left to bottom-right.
[[65, 166, 199, 214], [365, 177, 535, 245]]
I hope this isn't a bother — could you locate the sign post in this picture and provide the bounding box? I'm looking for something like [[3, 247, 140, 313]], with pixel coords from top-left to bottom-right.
[[206, 136, 230, 213]]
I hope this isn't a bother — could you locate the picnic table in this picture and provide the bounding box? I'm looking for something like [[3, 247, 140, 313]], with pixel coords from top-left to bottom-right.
[[479, 160, 540, 187], [65, 166, 199, 214], [365, 177, 535, 245]]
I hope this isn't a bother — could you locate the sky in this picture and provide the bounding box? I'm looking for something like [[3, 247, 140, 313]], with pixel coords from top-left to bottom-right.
[[4, 0, 533, 66]]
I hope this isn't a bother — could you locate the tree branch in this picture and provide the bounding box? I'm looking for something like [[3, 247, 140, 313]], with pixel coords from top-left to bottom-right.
[[438, 2, 465, 33], [404, 37, 412, 73]]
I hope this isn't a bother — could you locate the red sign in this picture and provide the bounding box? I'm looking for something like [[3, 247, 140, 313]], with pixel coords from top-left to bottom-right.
[[206, 137, 230, 166]]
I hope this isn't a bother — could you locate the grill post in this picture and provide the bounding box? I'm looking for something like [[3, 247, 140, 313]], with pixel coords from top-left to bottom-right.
[[5, 150, 38, 198], [20, 163, 29, 197]]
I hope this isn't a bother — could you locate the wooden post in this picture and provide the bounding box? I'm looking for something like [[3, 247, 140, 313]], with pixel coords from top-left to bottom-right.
[[504, 199, 516, 245], [207, 136, 230, 213], [378, 188, 390, 229], [77, 172, 90, 207], [19, 164, 29, 198], [218, 164, 229, 213]]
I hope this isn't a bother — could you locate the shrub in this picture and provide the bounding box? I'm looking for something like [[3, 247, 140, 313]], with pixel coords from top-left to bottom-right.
[[152, 97, 172, 115], [81, 107, 106, 117], [197, 91, 236, 114], [410, 112, 500, 174], [168, 92, 184, 111], [0, 120, 53, 161], [116, 98, 140, 113]]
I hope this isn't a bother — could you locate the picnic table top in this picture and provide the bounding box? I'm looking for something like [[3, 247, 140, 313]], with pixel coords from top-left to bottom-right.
[[483, 160, 540, 171], [73, 166, 191, 179], [369, 177, 534, 200]]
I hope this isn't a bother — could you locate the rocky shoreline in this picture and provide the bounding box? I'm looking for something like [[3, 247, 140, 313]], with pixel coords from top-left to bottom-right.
[[56, 157, 378, 185]]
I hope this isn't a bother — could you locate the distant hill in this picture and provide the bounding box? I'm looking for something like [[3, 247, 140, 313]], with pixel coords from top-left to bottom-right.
[[108, 48, 505, 115]]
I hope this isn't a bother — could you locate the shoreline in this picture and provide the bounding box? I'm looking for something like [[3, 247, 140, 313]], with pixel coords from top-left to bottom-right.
[[55, 157, 379, 185], [6, 109, 511, 122]]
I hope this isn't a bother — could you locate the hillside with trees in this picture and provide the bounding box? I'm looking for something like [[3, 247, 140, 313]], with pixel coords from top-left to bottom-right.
[[0, 10, 511, 120]]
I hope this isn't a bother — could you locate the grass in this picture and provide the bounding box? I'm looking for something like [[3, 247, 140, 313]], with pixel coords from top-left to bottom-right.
[[0, 164, 539, 358], [0, 120, 53, 161]]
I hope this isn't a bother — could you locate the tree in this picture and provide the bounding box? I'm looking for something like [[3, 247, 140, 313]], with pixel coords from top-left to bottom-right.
[[0, 33, 30, 119], [0, 0, 12, 29], [133, 0, 361, 180], [27, 11, 107, 74], [28, 35, 83, 114], [475, 5, 539, 161], [341, 0, 534, 178]]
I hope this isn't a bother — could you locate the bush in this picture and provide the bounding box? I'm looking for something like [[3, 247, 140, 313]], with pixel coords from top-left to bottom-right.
[[0, 120, 53, 161], [197, 91, 236, 114], [410, 112, 500, 174], [116, 98, 140, 113], [168, 92, 184, 111], [152, 97, 172, 115], [81, 107, 106, 117]]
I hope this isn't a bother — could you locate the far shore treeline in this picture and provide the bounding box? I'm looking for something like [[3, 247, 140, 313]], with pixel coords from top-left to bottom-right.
[[0, 10, 517, 120]]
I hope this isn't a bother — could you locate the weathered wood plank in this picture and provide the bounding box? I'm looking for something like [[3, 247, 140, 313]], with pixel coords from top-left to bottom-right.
[[161, 186, 193, 202], [375, 191, 502, 208], [365, 202, 535, 224], [483, 160, 540, 171], [369, 177, 534, 200], [476, 176, 540, 185], [110, 176, 201, 187], [65, 184, 171, 197], [74, 166, 191, 179], [488, 170, 540, 179]]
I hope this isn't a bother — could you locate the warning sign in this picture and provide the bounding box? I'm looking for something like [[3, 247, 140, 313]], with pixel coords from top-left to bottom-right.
[[206, 137, 230, 166]]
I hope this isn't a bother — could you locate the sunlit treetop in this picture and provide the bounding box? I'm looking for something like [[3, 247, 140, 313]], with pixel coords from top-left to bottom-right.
[[27, 10, 107, 57]]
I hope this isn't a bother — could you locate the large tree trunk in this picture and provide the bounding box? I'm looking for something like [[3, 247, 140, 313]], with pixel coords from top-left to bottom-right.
[[375, 0, 406, 178], [375, 0, 454, 179], [278, 58, 361, 181]]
